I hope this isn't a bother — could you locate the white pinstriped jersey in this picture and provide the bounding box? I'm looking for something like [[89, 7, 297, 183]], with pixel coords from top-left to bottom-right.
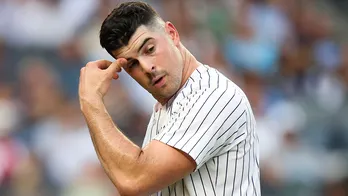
[[142, 64, 261, 196]]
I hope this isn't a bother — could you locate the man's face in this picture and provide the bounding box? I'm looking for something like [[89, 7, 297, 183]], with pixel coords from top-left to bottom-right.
[[112, 24, 183, 102]]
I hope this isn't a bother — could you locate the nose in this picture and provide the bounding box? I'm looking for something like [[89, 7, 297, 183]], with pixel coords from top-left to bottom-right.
[[139, 57, 155, 74]]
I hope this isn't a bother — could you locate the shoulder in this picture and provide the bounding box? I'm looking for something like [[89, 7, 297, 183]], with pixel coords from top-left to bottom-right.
[[170, 64, 249, 112]]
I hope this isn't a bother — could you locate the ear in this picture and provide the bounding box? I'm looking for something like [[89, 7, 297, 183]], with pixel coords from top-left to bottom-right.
[[164, 22, 180, 47]]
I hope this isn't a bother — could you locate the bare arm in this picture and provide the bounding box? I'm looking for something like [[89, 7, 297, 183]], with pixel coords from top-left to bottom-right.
[[79, 59, 196, 196]]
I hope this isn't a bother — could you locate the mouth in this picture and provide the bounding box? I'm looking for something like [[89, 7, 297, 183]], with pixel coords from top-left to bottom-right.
[[152, 76, 165, 88], [152, 76, 162, 85], [154, 77, 163, 84]]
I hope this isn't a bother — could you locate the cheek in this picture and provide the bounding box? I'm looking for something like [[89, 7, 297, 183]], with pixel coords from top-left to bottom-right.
[[129, 70, 146, 84], [157, 42, 178, 62]]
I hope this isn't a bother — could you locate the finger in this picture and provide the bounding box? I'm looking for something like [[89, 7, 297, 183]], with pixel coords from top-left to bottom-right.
[[113, 73, 119, 80], [110, 62, 121, 80], [107, 58, 127, 75], [78, 67, 85, 95], [93, 59, 113, 70], [79, 67, 85, 83], [115, 58, 128, 71]]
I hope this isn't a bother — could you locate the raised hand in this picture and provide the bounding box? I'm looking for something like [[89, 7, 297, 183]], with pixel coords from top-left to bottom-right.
[[79, 58, 127, 104]]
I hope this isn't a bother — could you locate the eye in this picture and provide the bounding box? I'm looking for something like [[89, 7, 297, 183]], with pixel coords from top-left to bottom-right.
[[127, 60, 138, 69], [146, 45, 155, 54]]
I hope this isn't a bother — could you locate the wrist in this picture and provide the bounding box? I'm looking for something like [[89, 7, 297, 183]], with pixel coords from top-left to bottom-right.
[[80, 95, 105, 113]]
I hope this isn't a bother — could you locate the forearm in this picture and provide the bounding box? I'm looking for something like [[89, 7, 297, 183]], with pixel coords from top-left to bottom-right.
[[80, 98, 143, 194]]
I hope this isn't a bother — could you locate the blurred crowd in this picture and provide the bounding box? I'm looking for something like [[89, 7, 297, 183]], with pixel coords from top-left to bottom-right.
[[0, 0, 348, 195]]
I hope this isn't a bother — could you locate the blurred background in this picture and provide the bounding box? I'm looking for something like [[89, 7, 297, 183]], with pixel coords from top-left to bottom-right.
[[0, 0, 348, 195]]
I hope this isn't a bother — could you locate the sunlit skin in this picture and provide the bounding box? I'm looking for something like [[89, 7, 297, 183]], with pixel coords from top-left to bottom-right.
[[112, 22, 199, 105]]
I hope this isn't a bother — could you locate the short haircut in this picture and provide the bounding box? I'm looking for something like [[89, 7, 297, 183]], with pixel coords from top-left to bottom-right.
[[99, 1, 160, 57]]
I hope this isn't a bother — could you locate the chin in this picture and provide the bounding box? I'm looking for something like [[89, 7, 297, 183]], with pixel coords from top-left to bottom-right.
[[153, 89, 175, 101]]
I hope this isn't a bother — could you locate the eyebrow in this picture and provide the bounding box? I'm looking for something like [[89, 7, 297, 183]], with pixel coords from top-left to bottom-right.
[[117, 37, 154, 62], [137, 37, 153, 53]]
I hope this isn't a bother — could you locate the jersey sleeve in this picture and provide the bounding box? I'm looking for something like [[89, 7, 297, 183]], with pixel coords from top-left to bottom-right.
[[154, 82, 249, 170]]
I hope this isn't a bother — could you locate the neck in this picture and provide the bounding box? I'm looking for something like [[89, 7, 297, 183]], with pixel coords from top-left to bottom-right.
[[158, 44, 200, 106], [179, 44, 200, 88]]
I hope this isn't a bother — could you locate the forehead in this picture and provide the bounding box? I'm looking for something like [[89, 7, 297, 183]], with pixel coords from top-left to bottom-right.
[[112, 25, 158, 58]]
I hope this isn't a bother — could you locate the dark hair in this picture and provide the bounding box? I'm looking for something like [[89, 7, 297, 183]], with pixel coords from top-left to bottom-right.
[[99, 1, 159, 58]]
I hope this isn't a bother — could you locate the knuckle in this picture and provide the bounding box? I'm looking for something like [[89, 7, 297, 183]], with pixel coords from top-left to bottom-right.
[[80, 67, 85, 74], [86, 62, 95, 68]]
